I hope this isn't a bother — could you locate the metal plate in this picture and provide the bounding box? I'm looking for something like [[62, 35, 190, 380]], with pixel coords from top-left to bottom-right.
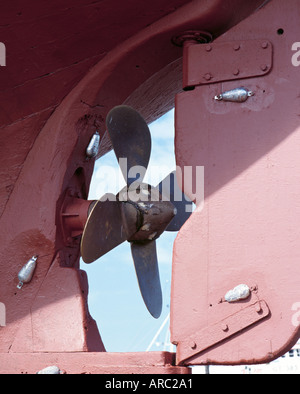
[[183, 39, 273, 88], [172, 0, 300, 366], [177, 301, 270, 364]]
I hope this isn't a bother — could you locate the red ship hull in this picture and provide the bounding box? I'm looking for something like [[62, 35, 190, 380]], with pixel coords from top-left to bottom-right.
[[0, 0, 299, 374]]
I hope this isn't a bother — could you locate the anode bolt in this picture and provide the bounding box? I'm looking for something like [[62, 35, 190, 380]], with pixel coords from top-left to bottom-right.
[[224, 284, 251, 303], [17, 255, 38, 289], [86, 131, 100, 158], [37, 366, 62, 374]]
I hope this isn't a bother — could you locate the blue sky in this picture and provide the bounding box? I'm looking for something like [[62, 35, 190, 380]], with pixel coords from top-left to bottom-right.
[[80, 109, 177, 352]]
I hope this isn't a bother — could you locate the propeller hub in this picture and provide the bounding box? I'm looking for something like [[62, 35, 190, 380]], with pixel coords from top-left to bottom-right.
[[118, 183, 176, 243]]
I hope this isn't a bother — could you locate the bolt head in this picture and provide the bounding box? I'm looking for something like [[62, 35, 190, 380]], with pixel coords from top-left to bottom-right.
[[204, 73, 212, 81]]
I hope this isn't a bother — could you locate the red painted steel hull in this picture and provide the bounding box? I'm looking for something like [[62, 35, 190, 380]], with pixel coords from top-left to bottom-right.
[[1, 0, 298, 373], [172, 0, 300, 365]]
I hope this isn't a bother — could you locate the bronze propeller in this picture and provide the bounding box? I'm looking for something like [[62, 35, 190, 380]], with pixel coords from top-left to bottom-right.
[[81, 105, 193, 318]]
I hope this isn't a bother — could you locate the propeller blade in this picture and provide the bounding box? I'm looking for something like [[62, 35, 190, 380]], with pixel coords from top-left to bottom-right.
[[131, 240, 162, 319], [106, 105, 151, 185], [157, 171, 194, 231], [81, 193, 127, 264]]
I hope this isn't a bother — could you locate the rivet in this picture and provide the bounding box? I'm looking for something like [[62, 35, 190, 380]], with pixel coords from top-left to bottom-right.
[[205, 44, 212, 52], [204, 73, 212, 81], [260, 64, 268, 72], [189, 341, 197, 349], [255, 303, 262, 313], [221, 324, 229, 332], [261, 41, 269, 49], [233, 43, 240, 51], [233, 68, 240, 76]]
